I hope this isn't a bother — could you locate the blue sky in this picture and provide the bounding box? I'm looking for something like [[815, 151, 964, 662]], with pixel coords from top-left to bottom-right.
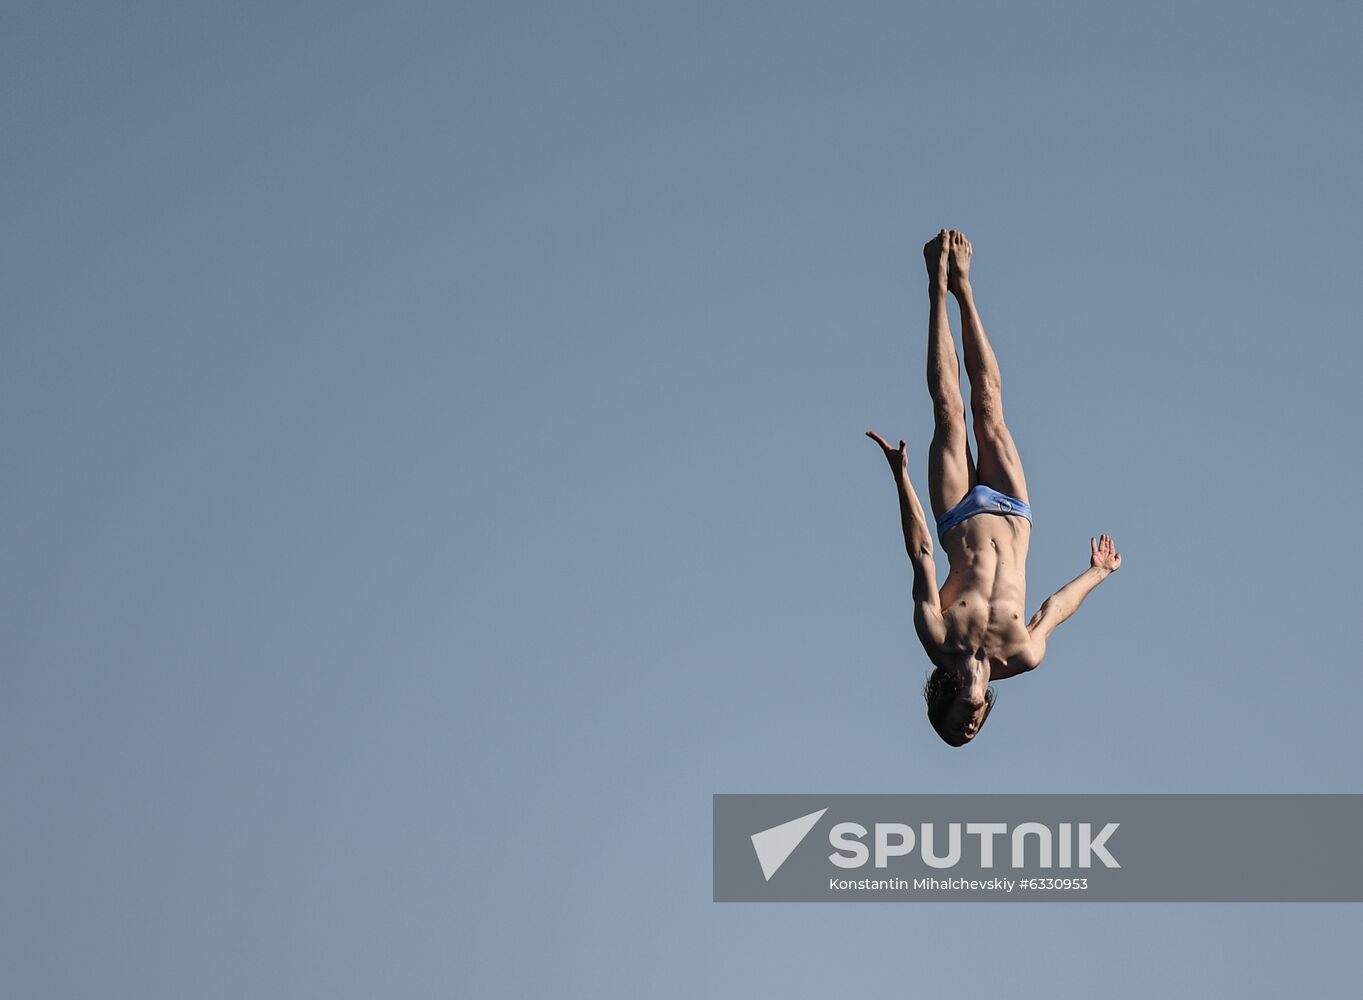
[[3, 2, 1360, 997]]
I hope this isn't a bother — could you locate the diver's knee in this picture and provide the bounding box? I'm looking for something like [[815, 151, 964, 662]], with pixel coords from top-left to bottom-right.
[[970, 386, 1004, 428]]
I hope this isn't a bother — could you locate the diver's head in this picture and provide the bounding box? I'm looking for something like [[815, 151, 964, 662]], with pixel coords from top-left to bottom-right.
[[924, 668, 996, 746]]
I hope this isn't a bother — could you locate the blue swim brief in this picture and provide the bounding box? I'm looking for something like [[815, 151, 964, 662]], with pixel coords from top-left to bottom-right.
[[936, 484, 1032, 543]]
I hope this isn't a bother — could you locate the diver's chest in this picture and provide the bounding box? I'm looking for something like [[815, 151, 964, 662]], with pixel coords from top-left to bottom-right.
[[943, 597, 1026, 646]]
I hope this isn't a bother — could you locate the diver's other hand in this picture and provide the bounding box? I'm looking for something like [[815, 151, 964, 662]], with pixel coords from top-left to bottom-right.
[[866, 431, 908, 477], [1090, 533, 1122, 574]]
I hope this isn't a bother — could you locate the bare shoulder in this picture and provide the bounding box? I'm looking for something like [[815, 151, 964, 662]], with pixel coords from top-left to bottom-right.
[[994, 635, 1044, 679]]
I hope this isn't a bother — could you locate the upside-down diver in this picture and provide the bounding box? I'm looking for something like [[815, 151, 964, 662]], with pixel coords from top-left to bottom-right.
[[867, 230, 1121, 746]]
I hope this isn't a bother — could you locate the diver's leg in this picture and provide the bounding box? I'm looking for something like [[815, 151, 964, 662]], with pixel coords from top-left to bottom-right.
[[925, 230, 973, 521], [948, 230, 1029, 503]]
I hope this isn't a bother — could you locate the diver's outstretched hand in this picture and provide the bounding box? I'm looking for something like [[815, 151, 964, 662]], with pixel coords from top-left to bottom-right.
[[866, 431, 908, 479], [1090, 533, 1122, 573]]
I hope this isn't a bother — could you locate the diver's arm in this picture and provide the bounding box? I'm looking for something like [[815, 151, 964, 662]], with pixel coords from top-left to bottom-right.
[[1019, 535, 1121, 668], [866, 432, 947, 650]]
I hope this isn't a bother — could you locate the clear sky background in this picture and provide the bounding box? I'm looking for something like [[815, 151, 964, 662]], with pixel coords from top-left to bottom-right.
[[4, 1, 1361, 997]]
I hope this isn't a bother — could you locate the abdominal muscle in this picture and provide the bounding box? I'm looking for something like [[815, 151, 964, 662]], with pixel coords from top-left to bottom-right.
[[937, 514, 1032, 665]]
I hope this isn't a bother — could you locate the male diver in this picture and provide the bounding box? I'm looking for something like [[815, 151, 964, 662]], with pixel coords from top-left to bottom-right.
[[867, 230, 1121, 746]]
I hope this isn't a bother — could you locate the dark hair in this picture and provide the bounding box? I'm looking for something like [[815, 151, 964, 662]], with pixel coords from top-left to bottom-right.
[[923, 668, 996, 744]]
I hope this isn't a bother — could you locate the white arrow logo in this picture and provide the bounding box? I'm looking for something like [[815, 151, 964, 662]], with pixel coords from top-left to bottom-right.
[[750, 808, 828, 881]]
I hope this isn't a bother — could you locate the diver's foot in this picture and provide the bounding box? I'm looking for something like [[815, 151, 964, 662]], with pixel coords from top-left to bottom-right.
[[947, 230, 973, 297], [924, 230, 949, 293]]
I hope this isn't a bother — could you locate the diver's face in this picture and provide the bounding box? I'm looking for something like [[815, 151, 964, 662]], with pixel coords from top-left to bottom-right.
[[940, 694, 988, 745]]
